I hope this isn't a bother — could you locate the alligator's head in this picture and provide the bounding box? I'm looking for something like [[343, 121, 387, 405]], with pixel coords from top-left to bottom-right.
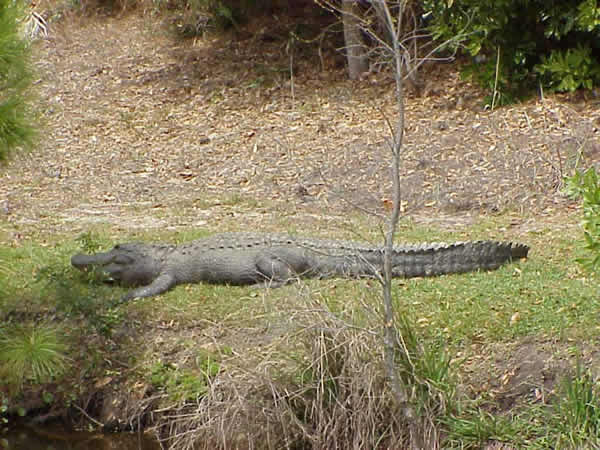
[[71, 243, 165, 286]]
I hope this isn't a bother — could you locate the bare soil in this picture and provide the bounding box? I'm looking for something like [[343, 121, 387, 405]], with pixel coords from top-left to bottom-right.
[[1, 10, 599, 239]]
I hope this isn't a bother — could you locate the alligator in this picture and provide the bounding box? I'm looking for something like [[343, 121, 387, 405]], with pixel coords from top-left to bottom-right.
[[71, 232, 529, 301]]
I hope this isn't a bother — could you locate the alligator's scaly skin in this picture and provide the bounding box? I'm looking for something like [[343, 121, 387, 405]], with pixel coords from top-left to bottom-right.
[[71, 232, 529, 301]]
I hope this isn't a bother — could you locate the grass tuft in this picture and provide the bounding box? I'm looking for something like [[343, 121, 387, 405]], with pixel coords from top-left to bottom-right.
[[0, 323, 69, 391], [444, 409, 524, 449], [551, 365, 600, 448]]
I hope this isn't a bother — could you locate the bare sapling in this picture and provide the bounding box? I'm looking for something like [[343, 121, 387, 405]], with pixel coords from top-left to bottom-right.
[[330, 0, 465, 446], [370, 0, 421, 444]]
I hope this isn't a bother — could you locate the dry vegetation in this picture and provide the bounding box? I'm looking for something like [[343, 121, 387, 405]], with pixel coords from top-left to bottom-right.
[[2, 6, 599, 237]]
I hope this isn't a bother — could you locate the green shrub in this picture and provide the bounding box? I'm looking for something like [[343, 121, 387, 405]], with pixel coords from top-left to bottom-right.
[[423, 0, 600, 102], [148, 352, 220, 402], [565, 167, 600, 272], [165, 0, 274, 36], [535, 45, 600, 92]]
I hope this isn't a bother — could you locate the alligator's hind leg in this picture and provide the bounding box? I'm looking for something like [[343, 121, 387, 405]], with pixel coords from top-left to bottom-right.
[[254, 249, 312, 285]]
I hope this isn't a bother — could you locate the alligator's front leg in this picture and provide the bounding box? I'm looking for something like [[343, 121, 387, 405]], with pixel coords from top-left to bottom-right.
[[121, 274, 176, 302]]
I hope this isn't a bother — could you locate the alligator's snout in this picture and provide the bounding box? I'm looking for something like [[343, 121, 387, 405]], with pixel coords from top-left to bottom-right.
[[71, 253, 93, 270], [71, 251, 114, 270]]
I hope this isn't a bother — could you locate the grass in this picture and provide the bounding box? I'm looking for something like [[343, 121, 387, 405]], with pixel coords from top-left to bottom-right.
[[0, 213, 598, 447], [444, 365, 600, 449], [551, 365, 600, 448], [0, 323, 69, 390], [394, 258, 597, 344], [444, 409, 527, 448]]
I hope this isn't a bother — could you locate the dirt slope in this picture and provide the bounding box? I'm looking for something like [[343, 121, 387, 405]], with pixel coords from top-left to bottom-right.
[[1, 11, 599, 239]]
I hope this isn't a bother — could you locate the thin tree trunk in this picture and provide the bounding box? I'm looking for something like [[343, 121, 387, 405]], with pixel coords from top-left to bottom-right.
[[342, 0, 368, 79], [376, 1, 423, 448]]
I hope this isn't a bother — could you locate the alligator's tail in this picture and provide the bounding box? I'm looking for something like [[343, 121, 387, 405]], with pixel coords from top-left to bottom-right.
[[390, 241, 529, 278]]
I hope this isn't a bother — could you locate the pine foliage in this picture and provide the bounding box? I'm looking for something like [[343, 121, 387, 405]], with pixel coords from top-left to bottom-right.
[[0, 0, 37, 162]]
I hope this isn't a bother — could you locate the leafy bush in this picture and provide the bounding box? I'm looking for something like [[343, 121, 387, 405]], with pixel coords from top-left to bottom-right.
[[565, 167, 600, 272], [164, 0, 278, 36], [535, 45, 600, 92], [423, 0, 600, 102]]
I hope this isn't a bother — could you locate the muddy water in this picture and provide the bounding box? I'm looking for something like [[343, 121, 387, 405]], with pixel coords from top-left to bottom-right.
[[1, 423, 161, 450]]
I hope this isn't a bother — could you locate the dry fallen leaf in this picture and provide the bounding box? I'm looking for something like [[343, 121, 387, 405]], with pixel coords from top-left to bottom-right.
[[510, 312, 520, 325]]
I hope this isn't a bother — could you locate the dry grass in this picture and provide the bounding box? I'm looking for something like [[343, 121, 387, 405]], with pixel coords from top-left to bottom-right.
[[150, 300, 420, 450], [114, 287, 455, 450]]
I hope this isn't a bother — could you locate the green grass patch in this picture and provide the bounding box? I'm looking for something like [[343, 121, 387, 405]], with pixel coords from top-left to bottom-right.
[[148, 350, 221, 403], [445, 364, 600, 448], [0, 215, 597, 447], [395, 259, 597, 345]]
